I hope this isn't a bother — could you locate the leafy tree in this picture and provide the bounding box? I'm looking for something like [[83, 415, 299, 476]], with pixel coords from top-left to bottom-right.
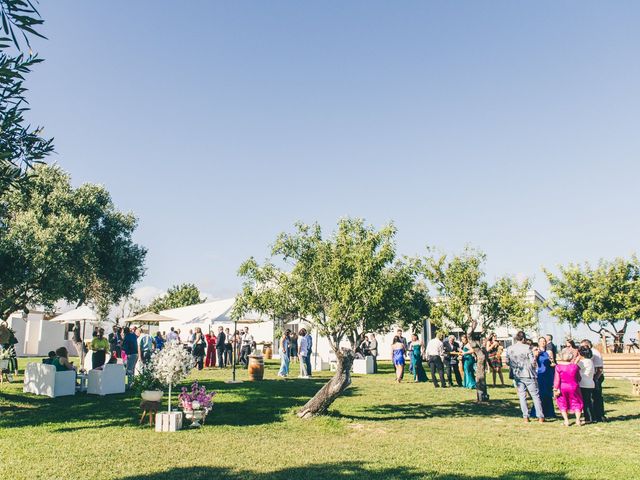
[[423, 246, 537, 334], [0, 0, 53, 191], [148, 283, 205, 313], [0, 164, 146, 319], [544, 256, 640, 352], [234, 218, 421, 418]]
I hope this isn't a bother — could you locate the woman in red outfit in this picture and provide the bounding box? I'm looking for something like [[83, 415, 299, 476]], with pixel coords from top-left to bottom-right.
[[205, 332, 217, 367]]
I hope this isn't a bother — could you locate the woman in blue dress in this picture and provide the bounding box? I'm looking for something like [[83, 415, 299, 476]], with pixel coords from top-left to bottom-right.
[[461, 334, 477, 389], [278, 329, 291, 378], [391, 336, 406, 383], [409, 334, 428, 382], [531, 336, 556, 419]]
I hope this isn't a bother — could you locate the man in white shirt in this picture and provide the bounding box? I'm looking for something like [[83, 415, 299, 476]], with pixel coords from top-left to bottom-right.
[[166, 327, 179, 343], [298, 329, 309, 378], [425, 333, 446, 388], [582, 339, 606, 422], [240, 327, 254, 368]]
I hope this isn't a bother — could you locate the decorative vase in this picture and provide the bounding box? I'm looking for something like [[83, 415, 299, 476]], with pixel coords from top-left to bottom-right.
[[183, 407, 209, 427], [141, 390, 163, 402]]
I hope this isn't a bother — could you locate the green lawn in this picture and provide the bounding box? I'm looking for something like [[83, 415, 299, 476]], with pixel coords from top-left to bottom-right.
[[0, 358, 639, 480]]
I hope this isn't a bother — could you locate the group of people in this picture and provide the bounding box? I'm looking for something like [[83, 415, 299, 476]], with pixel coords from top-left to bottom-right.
[[507, 331, 606, 426], [277, 328, 313, 378], [212, 326, 256, 369]]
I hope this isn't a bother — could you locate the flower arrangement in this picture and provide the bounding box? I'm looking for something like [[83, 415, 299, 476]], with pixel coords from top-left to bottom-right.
[[178, 381, 216, 411], [149, 342, 195, 412]]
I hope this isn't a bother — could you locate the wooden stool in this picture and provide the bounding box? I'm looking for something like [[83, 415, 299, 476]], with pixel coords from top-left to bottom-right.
[[140, 400, 161, 426], [631, 378, 640, 396]]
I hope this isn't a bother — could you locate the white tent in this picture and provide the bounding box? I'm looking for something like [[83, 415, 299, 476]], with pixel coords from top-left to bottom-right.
[[161, 298, 236, 326]]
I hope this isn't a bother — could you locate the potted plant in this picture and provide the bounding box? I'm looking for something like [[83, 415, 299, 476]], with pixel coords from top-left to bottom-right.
[[151, 342, 195, 412], [178, 381, 216, 427], [130, 364, 163, 401]]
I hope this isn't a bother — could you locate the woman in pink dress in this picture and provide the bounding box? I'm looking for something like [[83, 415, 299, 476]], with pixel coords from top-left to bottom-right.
[[553, 350, 584, 426]]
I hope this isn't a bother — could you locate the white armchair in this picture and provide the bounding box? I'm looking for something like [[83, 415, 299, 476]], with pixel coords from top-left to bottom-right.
[[87, 363, 126, 396], [23, 362, 76, 398]]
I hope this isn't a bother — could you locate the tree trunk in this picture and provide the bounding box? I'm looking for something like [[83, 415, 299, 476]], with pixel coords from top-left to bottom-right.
[[297, 349, 354, 419]]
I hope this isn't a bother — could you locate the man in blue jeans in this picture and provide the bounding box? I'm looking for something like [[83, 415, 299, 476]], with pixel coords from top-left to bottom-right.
[[505, 331, 544, 423], [121, 326, 138, 386]]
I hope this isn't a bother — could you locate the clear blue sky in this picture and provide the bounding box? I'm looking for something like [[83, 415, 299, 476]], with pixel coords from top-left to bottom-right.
[[26, 1, 640, 301]]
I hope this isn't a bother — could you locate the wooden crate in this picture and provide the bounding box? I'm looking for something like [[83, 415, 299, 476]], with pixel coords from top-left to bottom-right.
[[155, 411, 183, 432]]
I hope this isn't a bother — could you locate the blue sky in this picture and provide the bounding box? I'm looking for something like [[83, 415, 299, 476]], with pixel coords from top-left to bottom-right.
[[26, 1, 640, 302]]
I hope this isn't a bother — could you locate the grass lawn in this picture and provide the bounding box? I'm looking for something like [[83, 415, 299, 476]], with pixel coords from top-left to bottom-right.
[[1, 357, 639, 480]]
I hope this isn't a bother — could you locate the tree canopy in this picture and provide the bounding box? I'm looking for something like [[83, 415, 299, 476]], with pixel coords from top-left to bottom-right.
[[234, 218, 421, 352], [422, 246, 537, 334], [0, 164, 146, 319], [0, 0, 53, 191], [148, 283, 205, 313], [544, 256, 640, 351]]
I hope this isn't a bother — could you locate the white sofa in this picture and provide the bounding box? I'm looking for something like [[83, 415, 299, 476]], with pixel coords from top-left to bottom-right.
[[23, 362, 76, 398], [87, 363, 126, 396], [353, 356, 375, 374]]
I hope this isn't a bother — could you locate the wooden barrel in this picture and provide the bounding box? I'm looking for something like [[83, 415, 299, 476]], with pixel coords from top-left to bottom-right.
[[263, 346, 273, 359], [248, 354, 264, 381]]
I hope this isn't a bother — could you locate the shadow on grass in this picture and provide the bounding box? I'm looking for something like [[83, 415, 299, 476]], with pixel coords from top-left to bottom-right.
[[117, 463, 570, 480], [0, 375, 340, 430], [332, 399, 523, 422]]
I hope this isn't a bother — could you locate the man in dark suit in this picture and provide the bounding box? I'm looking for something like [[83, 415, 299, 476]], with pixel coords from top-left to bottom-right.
[[443, 335, 463, 387], [216, 326, 226, 368]]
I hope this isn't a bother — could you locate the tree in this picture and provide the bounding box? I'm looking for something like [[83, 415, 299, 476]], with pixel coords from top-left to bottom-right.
[[0, 0, 53, 191], [0, 164, 146, 319], [423, 246, 537, 334], [233, 218, 421, 418], [544, 256, 640, 352], [148, 283, 205, 313]]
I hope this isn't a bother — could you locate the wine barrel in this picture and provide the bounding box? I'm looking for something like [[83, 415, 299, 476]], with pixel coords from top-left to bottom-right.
[[248, 354, 264, 381], [263, 346, 273, 359]]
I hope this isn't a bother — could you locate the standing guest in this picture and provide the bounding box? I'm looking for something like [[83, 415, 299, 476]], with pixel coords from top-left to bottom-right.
[[531, 337, 556, 419], [426, 333, 447, 388], [166, 327, 179, 344], [391, 336, 406, 383], [461, 335, 477, 389], [175, 328, 182, 344], [216, 326, 226, 368], [137, 326, 155, 365], [562, 339, 580, 363], [72, 321, 86, 364], [582, 339, 605, 422], [396, 329, 410, 372], [577, 345, 595, 423], [240, 327, 254, 368], [368, 333, 379, 373], [409, 334, 427, 382], [443, 335, 462, 387], [154, 330, 165, 351], [505, 331, 545, 423], [486, 333, 505, 386], [278, 329, 291, 378], [233, 330, 242, 362], [473, 335, 490, 402], [205, 331, 216, 367], [192, 331, 207, 370], [545, 334, 558, 363], [91, 328, 110, 369], [298, 329, 310, 378], [305, 330, 313, 377], [224, 328, 233, 366], [553, 350, 583, 426], [188, 329, 196, 344], [122, 326, 138, 385], [289, 332, 298, 364], [108, 326, 123, 359]]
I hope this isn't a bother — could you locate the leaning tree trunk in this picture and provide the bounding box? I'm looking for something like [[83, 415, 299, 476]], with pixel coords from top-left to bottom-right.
[[297, 349, 354, 419]]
